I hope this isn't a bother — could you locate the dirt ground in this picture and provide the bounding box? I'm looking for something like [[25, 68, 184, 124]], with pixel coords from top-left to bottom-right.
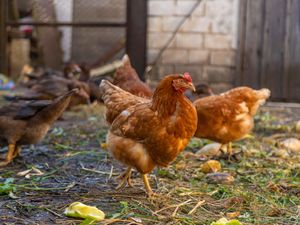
[[0, 102, 299, 225]]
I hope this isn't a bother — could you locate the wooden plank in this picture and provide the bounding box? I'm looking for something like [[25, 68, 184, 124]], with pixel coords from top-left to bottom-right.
[[126, 0, 147, 80], [235, 0, 247, 86], [7, 21, 126, 27], [0, 0, 8, 75], [284, 0, 300, 101], [261, 0, 287, 100], [242, 0, 265, 89]]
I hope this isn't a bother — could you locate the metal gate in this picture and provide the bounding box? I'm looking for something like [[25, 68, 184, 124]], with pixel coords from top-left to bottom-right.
[[237, 0, 300, 102], [0, 0, 147, 79]]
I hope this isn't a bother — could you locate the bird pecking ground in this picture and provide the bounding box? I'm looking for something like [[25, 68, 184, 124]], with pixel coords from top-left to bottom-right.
[[0, 103, 299, 225]]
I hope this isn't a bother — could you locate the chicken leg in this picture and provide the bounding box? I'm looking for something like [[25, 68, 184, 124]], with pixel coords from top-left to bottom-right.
[[13, 145, 21, 158], [0, 143, 16, 167], [116, 167, 133, 190], [142, 174, 154, 197], [227, 142, 233, 156]]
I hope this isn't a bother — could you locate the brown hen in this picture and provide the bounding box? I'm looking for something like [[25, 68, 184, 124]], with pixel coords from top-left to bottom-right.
[[194, 86, 271, 156], [113, 55, 152, 98], [101, 73, 197, 196], [0, 89, 77, 166]]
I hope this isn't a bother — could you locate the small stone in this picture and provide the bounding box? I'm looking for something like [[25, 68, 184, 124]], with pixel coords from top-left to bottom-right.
[[272, 149, 289, 158], [205, 172, 234, 184], [278, 138, 300, 153], [201, 160, 221, 174], [196, 143, 222, 158]]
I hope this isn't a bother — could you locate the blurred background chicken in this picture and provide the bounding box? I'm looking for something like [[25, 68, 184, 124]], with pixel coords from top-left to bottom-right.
[[185, 83, 214, 102], [193, 87, 271, 157], [4, 63, 92, 109], [0, 89, 77, 166], [112, 55, 152, 98], [100, 73, 197, 196]]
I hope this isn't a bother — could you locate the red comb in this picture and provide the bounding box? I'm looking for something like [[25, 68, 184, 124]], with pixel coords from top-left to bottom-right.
[[183, 72, 192, 82]]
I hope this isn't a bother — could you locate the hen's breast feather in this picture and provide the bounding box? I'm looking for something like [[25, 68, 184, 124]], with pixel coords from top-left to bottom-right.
[[106, 132, 155, 174]]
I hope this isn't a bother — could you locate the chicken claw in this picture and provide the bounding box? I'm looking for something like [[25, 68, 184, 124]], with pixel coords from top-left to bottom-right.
[[116, 167, 133, 190]]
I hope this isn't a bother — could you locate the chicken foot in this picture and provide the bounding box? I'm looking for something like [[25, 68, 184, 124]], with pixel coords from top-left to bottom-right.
[[220, 142, 233, 160], [0, 144, 16, 167], [227, 142, 233, 157], [142, 174, 154, 197], [116, 167, 133, 190]]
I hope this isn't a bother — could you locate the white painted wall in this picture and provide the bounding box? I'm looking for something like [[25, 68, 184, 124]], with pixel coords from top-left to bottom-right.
[[53, 0, 73, 62]]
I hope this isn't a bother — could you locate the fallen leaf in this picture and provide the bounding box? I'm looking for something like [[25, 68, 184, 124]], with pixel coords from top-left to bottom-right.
[[17, 167, 44, 179], [64, 202, 105, 221], [17, 169, 32, 176], [210, 217, 242, 225], [201, 160, 221, 173], [206, 173, 234, 184]]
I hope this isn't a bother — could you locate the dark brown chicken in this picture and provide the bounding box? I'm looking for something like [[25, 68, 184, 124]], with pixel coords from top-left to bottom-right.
[[101, 73, 197, 196], [113, 55, 153, 98], [185, 83, 214, 102], [0, 89, 77, 166], [5, 76, 90, 108]]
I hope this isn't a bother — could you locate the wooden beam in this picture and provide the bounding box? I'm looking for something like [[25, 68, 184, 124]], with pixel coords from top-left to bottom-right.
[[235, 0, 247, 86], [126, 0, 147, 81], [6, 21, 127, 27], [0, 0, 8, 75]]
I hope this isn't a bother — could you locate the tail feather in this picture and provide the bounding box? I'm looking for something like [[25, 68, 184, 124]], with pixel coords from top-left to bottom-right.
[[121, 54, 130, 66], [99, 79, 148, 124], [256, 88, 271, 100], [99, 79, 130, 104]]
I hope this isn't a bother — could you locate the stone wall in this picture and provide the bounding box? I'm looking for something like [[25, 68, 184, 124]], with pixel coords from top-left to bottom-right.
[[147, 0, 240, 93]]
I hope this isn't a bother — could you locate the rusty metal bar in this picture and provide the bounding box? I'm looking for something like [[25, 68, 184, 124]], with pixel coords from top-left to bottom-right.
[[126, 0, 147, 80], [6, 21, 127, 27], [0, 0, 8, 74]]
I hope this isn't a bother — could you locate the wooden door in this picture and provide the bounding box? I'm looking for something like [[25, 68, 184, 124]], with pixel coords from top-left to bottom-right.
[[237, 0, 300, 102]]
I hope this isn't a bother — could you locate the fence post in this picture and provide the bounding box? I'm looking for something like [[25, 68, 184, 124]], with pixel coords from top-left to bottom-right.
[[0, 0, 8, 75], [126, 0, 147, 80]]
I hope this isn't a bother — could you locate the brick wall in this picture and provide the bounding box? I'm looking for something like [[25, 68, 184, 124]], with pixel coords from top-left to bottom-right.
[[147, 0, 240, 93]]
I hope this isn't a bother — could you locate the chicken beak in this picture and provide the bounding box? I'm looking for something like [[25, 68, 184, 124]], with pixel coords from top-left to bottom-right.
[[188, 82, 196, 92]]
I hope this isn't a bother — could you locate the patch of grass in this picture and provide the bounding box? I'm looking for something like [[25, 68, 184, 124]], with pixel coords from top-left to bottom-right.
[[0, 105, 299, 224], [0, 178, 16, 195]]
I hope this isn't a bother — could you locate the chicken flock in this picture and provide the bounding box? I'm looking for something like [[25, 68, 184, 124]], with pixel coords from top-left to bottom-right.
[[0, 54, 270, 196]]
